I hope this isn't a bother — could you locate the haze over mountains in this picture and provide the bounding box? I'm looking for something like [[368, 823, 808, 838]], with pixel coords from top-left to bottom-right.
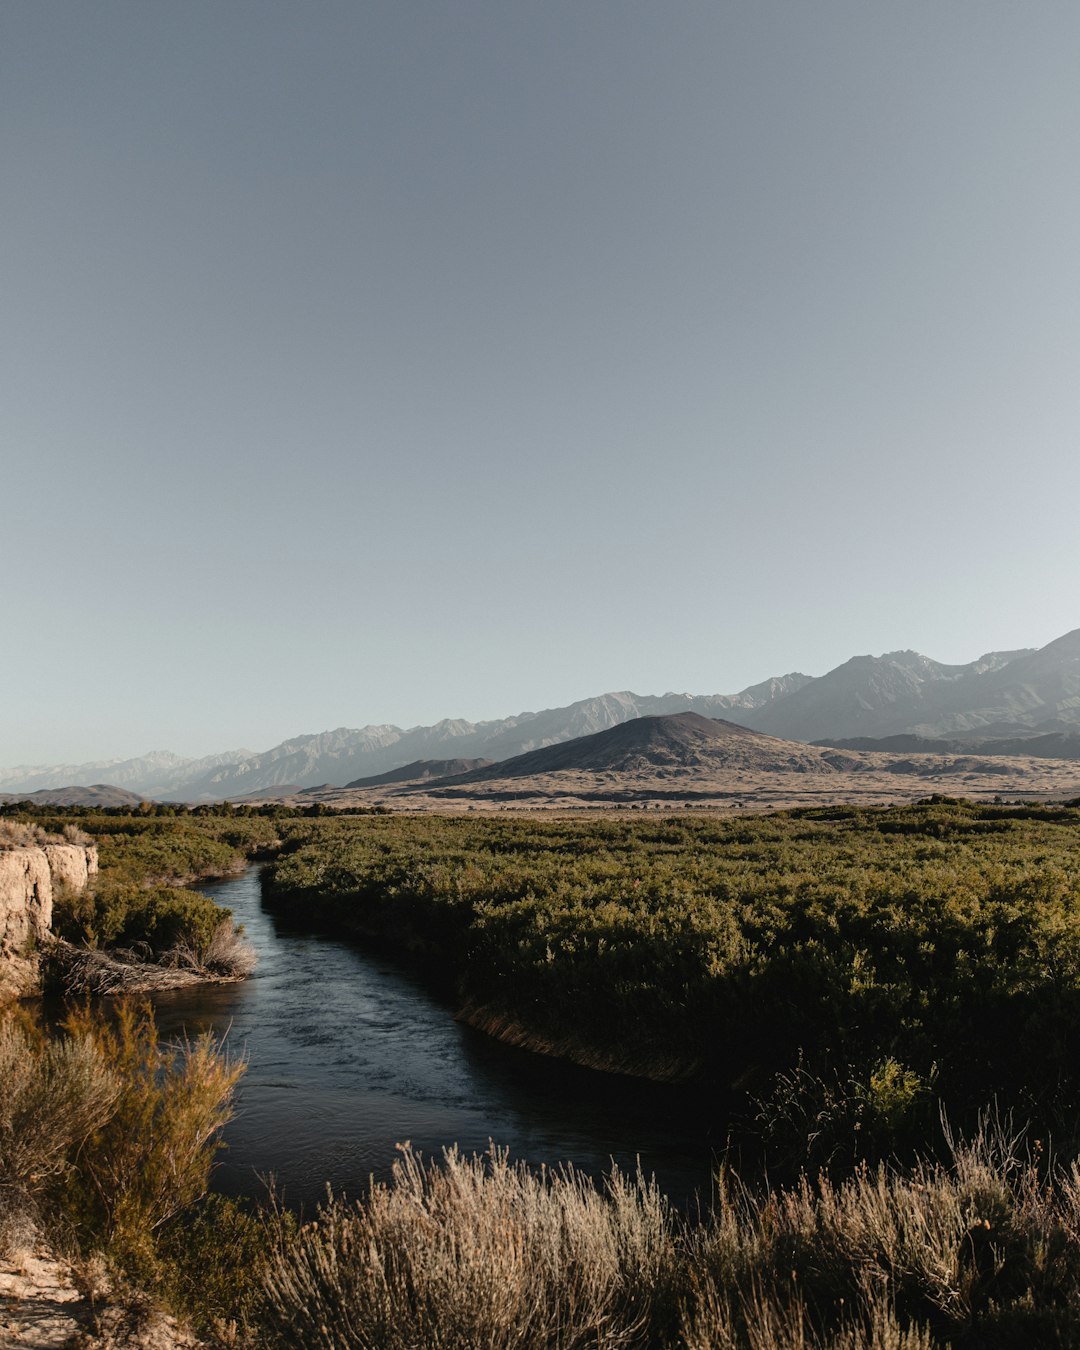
[[300, 712, 1080, 814], [3, 629, 1078, 801], [745, 632, 1080, 743]]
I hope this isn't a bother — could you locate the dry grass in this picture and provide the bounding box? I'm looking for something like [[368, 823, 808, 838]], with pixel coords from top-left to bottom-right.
[[45, 940, 212, 996], [0, 1017, 119, 1254], [0, 819, 51, 848], [679, 1116, 1080, 1348], [249, 1120, 1080, 1348], [177, 919, 257, 979], [257, 1144, 676, 1349], [0, 819, 90, 848], [47, 918, 256, 997]]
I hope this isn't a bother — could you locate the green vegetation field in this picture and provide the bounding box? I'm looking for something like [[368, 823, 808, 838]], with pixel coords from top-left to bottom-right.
[[9, 798, 1080, 1344], [265, 799, 1080, 1162]]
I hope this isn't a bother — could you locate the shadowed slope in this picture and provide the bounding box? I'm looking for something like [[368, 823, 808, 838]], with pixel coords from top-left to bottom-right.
[[0, 784, 146, 808], [444, 713, 846, 781], [345, 758, 496, 788]]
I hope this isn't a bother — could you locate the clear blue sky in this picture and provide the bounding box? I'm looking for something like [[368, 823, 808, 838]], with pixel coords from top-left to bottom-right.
[[4, 2, 1079, 764]]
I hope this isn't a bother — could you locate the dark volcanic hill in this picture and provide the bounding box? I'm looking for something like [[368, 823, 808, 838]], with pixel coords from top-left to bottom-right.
[[346, 758, 495, 788], [0, 784, 146, 808], [446, 713, 847, 782]]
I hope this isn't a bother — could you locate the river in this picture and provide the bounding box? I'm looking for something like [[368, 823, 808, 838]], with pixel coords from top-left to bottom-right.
[[147, 867, 720, 1212]]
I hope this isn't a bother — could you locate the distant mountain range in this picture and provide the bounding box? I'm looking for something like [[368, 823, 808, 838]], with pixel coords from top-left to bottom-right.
[[0, 681, 810, 800], [0, 749, 253, 801], [741, 632, 1080, 743], [2, 628, 1078, 801]]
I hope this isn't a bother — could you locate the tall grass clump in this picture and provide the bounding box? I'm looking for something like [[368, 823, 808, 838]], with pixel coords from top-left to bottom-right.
[[0, 1014, 118, 1252], [0, 818, 54, 847], [0, 1000, 264, 1335], [57, 1001, 244, 1278], [680, 1117, 1080, 1348], [257, 1143, 678, 1349]]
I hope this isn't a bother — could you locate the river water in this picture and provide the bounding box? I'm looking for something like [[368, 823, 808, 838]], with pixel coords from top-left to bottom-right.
[[148, 868, 720, 1212]]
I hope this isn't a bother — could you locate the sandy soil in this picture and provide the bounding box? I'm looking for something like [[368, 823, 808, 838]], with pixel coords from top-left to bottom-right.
[[0, 1248, 201, 1350]]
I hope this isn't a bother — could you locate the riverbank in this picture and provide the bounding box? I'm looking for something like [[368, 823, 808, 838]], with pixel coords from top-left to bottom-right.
[[455, 999, 702, 1082], [0, 827, 99, 1004], [45, 936, 254, 996], [2, 811, 282, 998]]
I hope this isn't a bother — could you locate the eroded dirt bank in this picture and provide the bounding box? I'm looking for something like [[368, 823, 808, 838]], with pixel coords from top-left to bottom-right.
[[0, 842, 98, 1003]]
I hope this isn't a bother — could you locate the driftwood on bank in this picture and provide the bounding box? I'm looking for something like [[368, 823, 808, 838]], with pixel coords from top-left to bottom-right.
[[44, 934, 254, 998]]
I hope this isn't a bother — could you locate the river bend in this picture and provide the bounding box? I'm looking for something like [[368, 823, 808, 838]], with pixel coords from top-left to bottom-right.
[[148, 868, 716, 1210]]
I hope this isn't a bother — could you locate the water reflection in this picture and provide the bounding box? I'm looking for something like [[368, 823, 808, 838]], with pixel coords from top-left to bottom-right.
[[149, 868, 718, 1211]]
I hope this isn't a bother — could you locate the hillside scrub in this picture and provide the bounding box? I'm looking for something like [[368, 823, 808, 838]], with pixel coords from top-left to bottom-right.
[[263, 801, 1080, 1151]]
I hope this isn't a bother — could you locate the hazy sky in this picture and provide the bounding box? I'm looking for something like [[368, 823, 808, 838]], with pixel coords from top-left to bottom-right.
[[4, 2, 1079, 764]]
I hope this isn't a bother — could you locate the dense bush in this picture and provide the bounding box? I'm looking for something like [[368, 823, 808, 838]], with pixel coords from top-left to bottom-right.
[[0, 1013, 118, 1248], [264, 802, 1080, 1143], [53, 880, 227, 957], [86, 815, 278, 884]]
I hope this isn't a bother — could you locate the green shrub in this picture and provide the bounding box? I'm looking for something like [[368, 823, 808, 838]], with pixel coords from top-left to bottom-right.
[[157, 1191, 294, 1337], [58, 1001, 244, 1288], [53, 881, 231, 961], [0, 1015, 118, 1250], [752, 1057, 937, 1177]]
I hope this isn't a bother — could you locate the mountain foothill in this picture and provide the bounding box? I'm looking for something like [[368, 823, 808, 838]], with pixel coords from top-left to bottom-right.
[[4, 629, 1080, 810]]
